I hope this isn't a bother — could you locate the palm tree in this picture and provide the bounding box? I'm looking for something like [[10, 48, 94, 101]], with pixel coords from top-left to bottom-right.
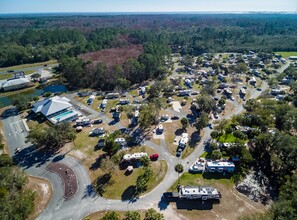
[[175, 163, 184, 186]]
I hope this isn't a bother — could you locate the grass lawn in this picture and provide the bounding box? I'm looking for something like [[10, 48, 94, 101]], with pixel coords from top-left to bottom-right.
[[0, 60, 57, 72], [168, 172, 266, 220], [163, 121, 181, 155], [74, 96, 101, 112], [275, 51, 297, 58], [168, 172, 235, 192], [216, 133, 245, 143], [74, 128, 100, 150], [103, 160, 167, 200], [128, 89, 139, 97], [200, 151, 211, 159], [0, 70, 35, 80], [84, 210, 146, 220]]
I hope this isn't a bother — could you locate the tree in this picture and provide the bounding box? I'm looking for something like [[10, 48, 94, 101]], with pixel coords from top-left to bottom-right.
[[201, 80, 216, 96], [135, 175, 148, 194], [30, 72, 41, 79], [12, 95, 31, 111], [26, 122, 76, 150], [125, 211, 141, 220], [100, 158, 118, 175], [181, 117, 189, 131], [194, 95, 216, 113], [140, 156, 150, 167], [101, 211, 120, 220], [103, 138, 120, 157], [175, 163, 184, 185], [210, 130, 219, 139], [144, 208, 164, 220], [211, 150, 222, 160], [210, 142, 219, 151], [195, 112, 209, 131], [0, 154, 35, 220]]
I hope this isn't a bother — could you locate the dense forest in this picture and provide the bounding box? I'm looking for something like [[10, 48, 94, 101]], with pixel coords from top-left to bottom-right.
[[1, 14, 297, 68]]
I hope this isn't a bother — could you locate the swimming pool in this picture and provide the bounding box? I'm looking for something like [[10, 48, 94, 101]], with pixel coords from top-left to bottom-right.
[[53, 110, 74, 121]]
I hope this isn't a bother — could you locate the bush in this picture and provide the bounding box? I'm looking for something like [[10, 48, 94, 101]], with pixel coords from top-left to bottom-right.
[[211, 150, 222, 160]]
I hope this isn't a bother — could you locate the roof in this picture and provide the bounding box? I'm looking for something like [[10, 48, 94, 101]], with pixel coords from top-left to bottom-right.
[[32, 96, 72, 117], [123, 152, 148, 160], [180, 186, 219, 196], [206, 161, 235, 168], [179, 133, 189, 146], [1, 77, 30, 88]]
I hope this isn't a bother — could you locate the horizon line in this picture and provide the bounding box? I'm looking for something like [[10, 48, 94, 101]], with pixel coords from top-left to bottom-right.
[[0, 11, 297, 15]]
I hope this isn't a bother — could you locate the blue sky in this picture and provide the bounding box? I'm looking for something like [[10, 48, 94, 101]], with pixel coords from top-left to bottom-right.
[[0, 0, 296, 14]]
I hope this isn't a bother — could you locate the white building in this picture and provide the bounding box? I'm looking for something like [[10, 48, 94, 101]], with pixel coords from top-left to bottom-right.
[[32, 96, 80, 124], [1, 78, 31, 91]]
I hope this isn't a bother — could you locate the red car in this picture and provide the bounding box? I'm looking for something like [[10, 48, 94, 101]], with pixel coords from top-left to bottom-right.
[[150, 154, 159, 160]]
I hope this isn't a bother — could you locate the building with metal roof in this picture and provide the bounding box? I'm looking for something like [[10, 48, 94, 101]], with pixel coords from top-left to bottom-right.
[[1, 77, 32, 91], [32, 96, 80, 124]]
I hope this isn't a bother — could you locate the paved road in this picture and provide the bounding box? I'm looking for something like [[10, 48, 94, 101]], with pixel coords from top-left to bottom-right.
[[0, 68, 54, 85], [0, 64, 58, 75], [1, 77, 271, 220]]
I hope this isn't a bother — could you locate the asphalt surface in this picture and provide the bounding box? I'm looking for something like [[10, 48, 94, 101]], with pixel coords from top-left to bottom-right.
[[0, 72, 277, 220], [0, 64, 58, 75]]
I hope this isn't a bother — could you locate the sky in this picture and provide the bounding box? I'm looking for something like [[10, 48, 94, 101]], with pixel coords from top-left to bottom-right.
[[0, 0, 296, 14]]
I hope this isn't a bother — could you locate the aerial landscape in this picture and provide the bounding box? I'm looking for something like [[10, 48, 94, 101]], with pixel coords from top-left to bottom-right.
[[1, 0, 297, 220]]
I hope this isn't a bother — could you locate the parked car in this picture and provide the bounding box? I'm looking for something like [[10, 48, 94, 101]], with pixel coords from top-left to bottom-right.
[[7, 70, 14, 73], [150, 154, 159, 160], [93, 118, 103, 124], [176, 148, 182, 157], [171, 115, 180, 120]]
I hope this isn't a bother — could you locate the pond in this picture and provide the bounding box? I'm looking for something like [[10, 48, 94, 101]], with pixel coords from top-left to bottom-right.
[[0, 85, 68, 108]]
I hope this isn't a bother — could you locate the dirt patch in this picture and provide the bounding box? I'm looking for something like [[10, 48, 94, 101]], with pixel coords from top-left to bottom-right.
[[168, 178, 267, 220], [47, 162, 78, 199], [26, 176, 52, 220], [79, 44, 144, 69]]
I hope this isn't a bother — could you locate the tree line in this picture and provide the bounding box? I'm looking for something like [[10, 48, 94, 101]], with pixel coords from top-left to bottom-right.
[[1, 14, 297, 68]]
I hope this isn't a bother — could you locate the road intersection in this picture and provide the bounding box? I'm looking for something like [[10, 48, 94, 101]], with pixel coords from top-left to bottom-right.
[[1, 79, 268, 220]]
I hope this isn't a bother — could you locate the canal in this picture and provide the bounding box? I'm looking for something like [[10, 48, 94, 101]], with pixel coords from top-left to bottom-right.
[[0, 85, 67, 108]]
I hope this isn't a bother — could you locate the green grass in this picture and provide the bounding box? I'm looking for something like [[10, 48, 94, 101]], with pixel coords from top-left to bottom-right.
[[0, 70, 35, 80], [275, 51, 297, 58], [74, 130, 99, 150], [168, 172, 235, 192], [217, 133, 239, 143], [128, 89, 138, 97], [200, 151, 211, 159], [103, 160, 168, 200], [0, 60, 57, 72]]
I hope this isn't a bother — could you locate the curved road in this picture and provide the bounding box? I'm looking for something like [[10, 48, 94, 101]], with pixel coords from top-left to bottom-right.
[[2, 78, 269, 220]]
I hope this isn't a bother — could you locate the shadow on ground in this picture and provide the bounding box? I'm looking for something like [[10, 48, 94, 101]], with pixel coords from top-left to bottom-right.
[[175, 199, 219, 210], [82, 184, 96, 199], [158, 198, 170, 210], [89, 154, 106, 171], [189, 131, 201, 148], [13, 145, 57, 169], [121, 185, 137, 201]]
